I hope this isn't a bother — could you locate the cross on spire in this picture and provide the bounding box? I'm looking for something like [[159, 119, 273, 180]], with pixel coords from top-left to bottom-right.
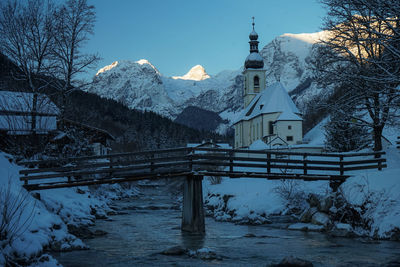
[[252, 16, 255, 30]]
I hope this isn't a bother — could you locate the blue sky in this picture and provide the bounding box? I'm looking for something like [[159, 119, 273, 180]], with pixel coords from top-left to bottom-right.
[[86, 0, 326, 77]]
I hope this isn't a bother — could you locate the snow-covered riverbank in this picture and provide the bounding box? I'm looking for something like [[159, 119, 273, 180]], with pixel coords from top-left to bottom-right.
[[0, 152, 139, 266], [203, 146, 400, 240]]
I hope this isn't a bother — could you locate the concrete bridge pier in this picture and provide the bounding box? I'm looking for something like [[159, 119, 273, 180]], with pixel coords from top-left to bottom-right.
[[181, 174, 205, 233]]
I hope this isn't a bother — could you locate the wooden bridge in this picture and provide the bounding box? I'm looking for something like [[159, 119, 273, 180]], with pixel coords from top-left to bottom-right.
[[19, 147, 386, 233]]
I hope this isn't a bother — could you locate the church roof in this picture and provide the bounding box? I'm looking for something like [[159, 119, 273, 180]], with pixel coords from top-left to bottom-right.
[[234, 82, 301, 124], [245, 52, 264, 69], [276, 110, 302, 121]]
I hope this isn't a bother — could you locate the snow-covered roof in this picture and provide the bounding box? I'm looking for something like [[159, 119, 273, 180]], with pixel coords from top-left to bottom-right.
[[276, 110, 302, 121], [187, 142, 231, 149], [249, 139, 268, 150], [245, 52, 264, 62], [0, 91, 59, 133], [0, 115, 57, 133], [0, 91, 59, 114], [234, 82, 301, 124]]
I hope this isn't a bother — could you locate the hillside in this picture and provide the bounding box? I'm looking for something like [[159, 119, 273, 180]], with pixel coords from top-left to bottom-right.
[[0, 53, 230, 153], [174, 106, 225, 132]]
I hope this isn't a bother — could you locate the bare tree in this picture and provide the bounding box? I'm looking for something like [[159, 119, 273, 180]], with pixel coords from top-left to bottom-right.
[[51, 0, 100, 128], [0, 0, 55, 134], [314, 0, 400, 151]]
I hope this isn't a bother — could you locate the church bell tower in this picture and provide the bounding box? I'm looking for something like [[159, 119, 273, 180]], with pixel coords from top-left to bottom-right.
[[243, 17, 266, 108]]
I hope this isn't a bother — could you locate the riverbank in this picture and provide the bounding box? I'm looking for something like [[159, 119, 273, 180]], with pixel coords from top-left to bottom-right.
[[203, 146, 400, 240], [0, 152, 139, 266]]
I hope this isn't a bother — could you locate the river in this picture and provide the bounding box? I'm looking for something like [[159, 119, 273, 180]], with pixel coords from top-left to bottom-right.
[[53, 182, 400, 266]]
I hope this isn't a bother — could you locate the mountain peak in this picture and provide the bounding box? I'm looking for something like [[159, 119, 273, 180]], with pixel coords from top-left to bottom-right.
[[96, 61, 119, 76], [280, 31, 329, 44], [172, 65, 210, 81]]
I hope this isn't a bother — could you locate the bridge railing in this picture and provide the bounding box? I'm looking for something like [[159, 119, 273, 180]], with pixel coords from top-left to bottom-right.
[[190, 147, 386, 177], [19, 147, 386, 190]]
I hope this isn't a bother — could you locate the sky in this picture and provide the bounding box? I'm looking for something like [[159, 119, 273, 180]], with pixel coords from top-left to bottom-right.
[[85, 0, 327, 78]]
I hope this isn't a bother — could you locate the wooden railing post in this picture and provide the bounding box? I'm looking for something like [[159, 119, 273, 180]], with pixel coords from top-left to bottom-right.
[[150, 153, 155, 173], [188, 148, 193, 172], [267, 152, 271, 174], [229, 150, 233, 173], [377, 152, 382, 171], [339, 155, 344, 176], [109, 155, 114, 177], [303, 153, 307, 175]]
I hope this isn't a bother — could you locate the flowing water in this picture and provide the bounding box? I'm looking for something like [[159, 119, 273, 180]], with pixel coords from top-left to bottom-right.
[[53, 183, 400, 266]]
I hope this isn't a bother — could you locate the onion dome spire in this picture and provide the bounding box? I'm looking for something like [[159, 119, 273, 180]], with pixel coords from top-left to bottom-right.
[[245, 17, 264, 69]]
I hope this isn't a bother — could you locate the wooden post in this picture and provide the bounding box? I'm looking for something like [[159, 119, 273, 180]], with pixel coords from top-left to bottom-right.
[[339, 155, 344, 176], [229, 150, 233, 173], [150, 153, 155, 173], [377, 152, 382, 171], [109, 158, 114, 177], [181, 174, 205, 233], [267, 152, 271, 174], [188, 148, 193, 172], [303, 153, 307, 175]]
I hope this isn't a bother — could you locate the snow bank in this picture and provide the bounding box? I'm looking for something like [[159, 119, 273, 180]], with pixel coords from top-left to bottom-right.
[[204, 146, 400, 239], [340, 147, 400, 239], [203, 176, 330, 224], [0, 152, 138, 265]]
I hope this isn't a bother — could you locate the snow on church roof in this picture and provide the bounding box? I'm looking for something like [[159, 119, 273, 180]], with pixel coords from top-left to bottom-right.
[[276, 110, 302, 121], [234, 82, 301, 124]]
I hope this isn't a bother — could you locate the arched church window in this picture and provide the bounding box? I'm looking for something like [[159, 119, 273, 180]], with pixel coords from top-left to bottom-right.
[[254, 76, 260, 92]]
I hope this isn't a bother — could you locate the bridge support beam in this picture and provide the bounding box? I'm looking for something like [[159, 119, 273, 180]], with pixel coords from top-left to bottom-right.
[[181, 174, 205, 233]]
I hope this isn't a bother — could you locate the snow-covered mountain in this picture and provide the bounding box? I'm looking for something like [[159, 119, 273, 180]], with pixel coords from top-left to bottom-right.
[[91, 59, 177, 118], [88, 59, 242, 119], [172, 65, 210, 81], [260, 31, 329, 110], [87, 31, 330, 128]]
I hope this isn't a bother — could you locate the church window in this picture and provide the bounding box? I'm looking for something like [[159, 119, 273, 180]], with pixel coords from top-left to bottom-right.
[[288, 125, 292, 130], [254, 76, 260, 92], [269, 121, 274, 135], [286, 136, 293, 141]]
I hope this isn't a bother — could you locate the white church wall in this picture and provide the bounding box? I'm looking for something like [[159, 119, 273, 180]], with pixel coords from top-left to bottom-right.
[[262, 113, 280, 137], [275, 120, 303, 145]]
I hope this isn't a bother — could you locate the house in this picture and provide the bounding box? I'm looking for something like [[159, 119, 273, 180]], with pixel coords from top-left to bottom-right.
[[233, 20, 303, 149], [48, 119, 115, 156], [0, 91, 114, 156]]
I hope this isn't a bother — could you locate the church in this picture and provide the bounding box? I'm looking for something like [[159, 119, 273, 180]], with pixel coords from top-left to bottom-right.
[[233, 20, 303, 149]]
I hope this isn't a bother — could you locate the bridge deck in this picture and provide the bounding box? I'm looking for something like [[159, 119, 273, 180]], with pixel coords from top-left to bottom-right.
[[19, 147, 386, 191]]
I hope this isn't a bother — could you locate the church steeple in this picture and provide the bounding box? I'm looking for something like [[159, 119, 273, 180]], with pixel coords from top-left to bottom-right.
[[245, 17, 264, 69], [243, 17, 266, 108], [249, 17, 259, 53]]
